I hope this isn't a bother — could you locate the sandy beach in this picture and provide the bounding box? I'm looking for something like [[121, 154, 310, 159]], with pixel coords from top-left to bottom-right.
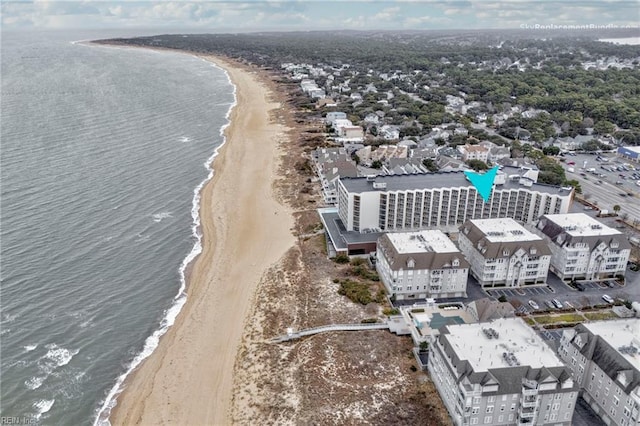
[[109, 55, 294, 425]]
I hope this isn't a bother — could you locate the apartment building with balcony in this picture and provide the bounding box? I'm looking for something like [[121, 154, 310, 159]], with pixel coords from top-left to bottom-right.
[[558, 319, 640, 426], [376, 230, 469, 300], [534, 214, 631, 281], [457, 218, 551, 288], [336, 166, 573, 234], [428, 318, 578, 426]]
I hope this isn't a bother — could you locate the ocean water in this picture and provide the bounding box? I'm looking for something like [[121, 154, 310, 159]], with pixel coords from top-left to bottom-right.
[[1, 30, 235, 424]]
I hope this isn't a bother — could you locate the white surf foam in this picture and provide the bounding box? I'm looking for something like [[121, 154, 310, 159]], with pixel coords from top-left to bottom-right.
[[24, 344, 38, 352], [151, 211, 172, 223], [41, 344, 79, 371], [25, 376, 46, 390], [34, 399, 55, 419], [179, 136, 192, 143], [93, 56, 238, 426]]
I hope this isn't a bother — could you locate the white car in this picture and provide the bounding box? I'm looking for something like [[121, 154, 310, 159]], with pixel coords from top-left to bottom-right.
[[552, 299, 564, 309], [602, 294, 614, 304], [528, 300, 540, 310]]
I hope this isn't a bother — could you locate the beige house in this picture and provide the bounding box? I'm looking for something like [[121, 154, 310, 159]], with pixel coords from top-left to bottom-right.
[[535, 213, 631, 281], [429, 318, 579, 426], [376, 230, 469, 300], [458, 218, 551, 288]]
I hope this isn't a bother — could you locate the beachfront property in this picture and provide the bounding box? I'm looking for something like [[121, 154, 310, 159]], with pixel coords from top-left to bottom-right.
[[457, 218, 551, 288], [428, 318, 578, 426], [558, 319, 640, 426], [325, 111, 347, 124], [376, 230, 469, 300], [311, 147, 358, 205], [337, 125, 364, 140], [534, 213, 631, 281], [336, 166, 573, 234]]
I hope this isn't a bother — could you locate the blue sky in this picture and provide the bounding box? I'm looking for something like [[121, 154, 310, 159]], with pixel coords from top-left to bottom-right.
[[2, 1, 639, 31]]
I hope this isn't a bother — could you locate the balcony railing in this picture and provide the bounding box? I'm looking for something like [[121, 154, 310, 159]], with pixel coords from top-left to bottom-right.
[[522, 389, 538, 396]]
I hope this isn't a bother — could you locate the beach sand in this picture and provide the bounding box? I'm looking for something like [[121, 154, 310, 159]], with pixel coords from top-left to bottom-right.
[[109, 56, 294, 425]]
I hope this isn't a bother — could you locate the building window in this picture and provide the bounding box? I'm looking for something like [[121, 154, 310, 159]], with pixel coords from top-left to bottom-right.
[[511, 403, 516, 411], [498, 415, 504, 422], [484, 416, 492, 424], [488, 396, 496, 403], [472, 407, 479, 415], [614, 397, 620, 406], [486, 406, 494, 413], [470, 418, 478, 425]]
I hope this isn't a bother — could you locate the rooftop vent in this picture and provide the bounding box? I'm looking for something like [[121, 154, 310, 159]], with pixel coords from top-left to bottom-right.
[[502, 352, 521, 366], [483, 328, 500, 339], [373, 182, 387, 189], [618, 345, 638, 355]]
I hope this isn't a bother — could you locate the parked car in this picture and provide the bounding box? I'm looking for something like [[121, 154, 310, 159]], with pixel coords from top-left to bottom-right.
[[545, 300, 555, 309], [575, 282, 586, 291], [528, 300, 540, 310], [602, 294, 614, 304], [552, 299, 564, 309], [564, 301, 574, 309]]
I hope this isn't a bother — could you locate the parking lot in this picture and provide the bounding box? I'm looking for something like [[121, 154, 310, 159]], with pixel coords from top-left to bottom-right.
[[487, 285, 555, 298]]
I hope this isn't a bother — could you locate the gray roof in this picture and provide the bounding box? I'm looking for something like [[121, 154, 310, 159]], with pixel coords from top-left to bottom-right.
[[339, 166, 567, 195], [460, 219, 552, 259], [468, 298, 516, 322], [569, 323, 640, 394], [437, 329, 575, 394], [377, 233, 470, 271], [536, 215, 632, 252]]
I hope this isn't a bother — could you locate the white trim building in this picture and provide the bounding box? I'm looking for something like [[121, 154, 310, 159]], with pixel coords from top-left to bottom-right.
[[558, 319, 640, 426], [376, 230, 469, 300], [534, 214, 631, 281], [336, 167, 574, 234], [429, 318, 578, 426], [458, 218, 551, 288]]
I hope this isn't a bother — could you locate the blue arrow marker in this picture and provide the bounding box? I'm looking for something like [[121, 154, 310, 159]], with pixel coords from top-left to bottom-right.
[[464, 165, 499, 203]]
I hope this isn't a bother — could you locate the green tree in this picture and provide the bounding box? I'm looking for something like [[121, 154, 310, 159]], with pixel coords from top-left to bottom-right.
[[466, 159, 489, 171], [371, 160, 383, 169], [613, 205, 621, 215], [542, 146, 560, 156], [422, 158, 439, 172], [564, 179, 582, 194]]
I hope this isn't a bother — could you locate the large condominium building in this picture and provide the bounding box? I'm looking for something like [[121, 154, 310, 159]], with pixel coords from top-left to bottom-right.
[[558, 319, 640, 426], [458, 218, 551, 288], [336, 166, 573, 234], [429, 318, 578, 426], [376, 230, 469, 300], [535, 214, 631, 281]]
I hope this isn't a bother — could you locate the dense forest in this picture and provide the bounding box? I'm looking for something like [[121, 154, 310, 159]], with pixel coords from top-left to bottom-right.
[[98, 30, 640, 146]]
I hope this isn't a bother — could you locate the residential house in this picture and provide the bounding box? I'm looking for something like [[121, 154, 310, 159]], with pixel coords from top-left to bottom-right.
[[534, 213, 631, 281], [458, 218, 551, 288], [429, 318, 578, 426], [558, 319, 640, 426], [480, 141, 511, 163], [465, 298, 515, 323], [325, 112, 347, 125], [458, 144, 490, 163], [376, 230, 469, 300]]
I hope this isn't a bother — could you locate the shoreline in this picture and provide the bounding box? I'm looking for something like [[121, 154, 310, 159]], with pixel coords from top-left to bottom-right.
[[104, 51, 295, 425]]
